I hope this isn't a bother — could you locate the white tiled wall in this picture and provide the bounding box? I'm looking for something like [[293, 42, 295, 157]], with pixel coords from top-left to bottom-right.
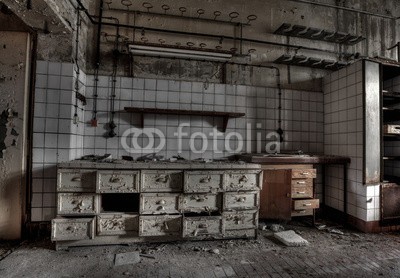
[[31, 61, 85, 221], [31, 60, 324, 222], [323, 60, 380, 222]]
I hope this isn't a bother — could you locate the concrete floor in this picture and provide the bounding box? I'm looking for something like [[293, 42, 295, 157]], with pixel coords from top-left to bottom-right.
[[1, 222, 400, 278]]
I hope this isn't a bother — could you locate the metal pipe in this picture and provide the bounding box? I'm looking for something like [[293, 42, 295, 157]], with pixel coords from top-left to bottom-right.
[[108, 7, 250, 27], [75, 0, 353, 57], [287, 0, 396, 20]]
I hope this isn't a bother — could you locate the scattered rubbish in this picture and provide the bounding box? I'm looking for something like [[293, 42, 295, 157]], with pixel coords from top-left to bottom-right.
[[316, 224, 327, 230], [193, 247, 201, 252], [81, 154, 113, 162], [140, 254, 156, 259], [270, 224, 285, 232], [114, 251, 141, 266], [258, 223, 267, 231], [122, 155, 133, 161], [327, 228, 344, 235], [209, 248, 220, 254], [274, 230, 309, 247], [122, 271, 130, 276]]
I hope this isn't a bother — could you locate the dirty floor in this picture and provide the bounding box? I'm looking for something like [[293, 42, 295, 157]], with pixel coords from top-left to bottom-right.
[[1, 222, 400, 278]]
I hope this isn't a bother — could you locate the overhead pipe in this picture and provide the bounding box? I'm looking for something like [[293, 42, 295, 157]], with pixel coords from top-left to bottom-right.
[[287, 0, 396, 20], [74, 0, 354, 57]]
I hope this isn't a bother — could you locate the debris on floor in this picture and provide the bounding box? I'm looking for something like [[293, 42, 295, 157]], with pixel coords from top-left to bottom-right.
[[274, 230, 309, 246], [270, 224, 285, 232], [114, 251, 141, 266]]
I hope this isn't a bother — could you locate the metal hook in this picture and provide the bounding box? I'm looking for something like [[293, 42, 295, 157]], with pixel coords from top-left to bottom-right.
[[229, 12, 239, 22], [105, 0, 113, 9], [179, 7, 187, 16], [197, 9, 205, 18], [159, 38, 166, 44], [187, 41, 195, 47], [161, 4, 170, 14], [142, 2, 153, 12], [121, 0, 132, 8], [246, 14, 257, 24], [213, 11, 221, 20], [199, 43, 207, 48], [215, 45, 222, 50], [248, 48, 256, 54], [230, 47, 238, 53], [141, 36, 148, 43]]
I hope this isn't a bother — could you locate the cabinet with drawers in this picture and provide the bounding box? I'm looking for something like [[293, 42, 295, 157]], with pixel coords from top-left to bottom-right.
[[52, 162, 262, 250], [259, 164, 319, 221]]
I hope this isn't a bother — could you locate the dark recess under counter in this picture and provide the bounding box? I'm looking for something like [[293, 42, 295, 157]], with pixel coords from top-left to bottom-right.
[[237, 154, 351, 224]]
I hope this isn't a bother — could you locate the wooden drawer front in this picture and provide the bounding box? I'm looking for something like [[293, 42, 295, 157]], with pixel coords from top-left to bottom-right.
[[97, 214, 138, 236], [57, 169, 96, 192], [291, 183, 313, 199], [224, 210, 258, 230], [184, 171, 223, 193], [224, 171, 261, 191], [97, 171, 139, 193], [140, 193, 180, 214], [139, 215, 182, 237], [292, 169, 316, 179], [291, 209, 314, 217], [293, 199, 319, 210], [182, 216, 223, 238], [224, 229, 256, 239], [57, 193, 98, 215], [223, 191, 259, 210], [51, 218, 94, 241], [141, 171, 183, 192], [180, 194, 220, 213]]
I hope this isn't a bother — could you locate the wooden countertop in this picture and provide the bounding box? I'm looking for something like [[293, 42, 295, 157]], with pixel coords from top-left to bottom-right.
[[237, 154, 350, 165]]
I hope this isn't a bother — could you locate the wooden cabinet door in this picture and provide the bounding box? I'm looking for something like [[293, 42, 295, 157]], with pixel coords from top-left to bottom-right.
[[259, 169, 292, 220]]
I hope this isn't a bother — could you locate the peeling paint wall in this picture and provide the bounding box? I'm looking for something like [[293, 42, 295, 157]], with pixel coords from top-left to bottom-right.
[[0, 31, 30, 239]]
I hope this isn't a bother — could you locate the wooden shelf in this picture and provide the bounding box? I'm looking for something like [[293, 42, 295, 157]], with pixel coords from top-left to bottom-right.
[[124, 107, 246, 132], [383, 91, 400, 106]]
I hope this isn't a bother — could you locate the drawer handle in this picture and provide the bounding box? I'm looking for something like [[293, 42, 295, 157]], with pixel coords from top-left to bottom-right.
[[194, 196, 206, 202], [71, 177, 82, 182], [239, 175, 248, 184], [110, 177, 122, 183], [157, 206, 165, 211], [156, 200, 166, 205], [198, 223, 208, 229], [303, 203, 312, 207], [300, 172, 310, 176], [237, 197, 247, 202], [297, 181, 306, 184], [200, 176, 211, 183], [156, 175, 169, 183], [296, 191, 306, 194]]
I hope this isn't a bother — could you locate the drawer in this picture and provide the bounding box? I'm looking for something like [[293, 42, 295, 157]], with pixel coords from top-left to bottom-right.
[[291, 209, 314, 217], [140, 193, 180, 214], [139, 215, 182, 237], [51, 218, 95, 241], [141, 171, 183, 192], [97, 213, 138, 236], [291, 169, 316, 179], [184, 171, 224, 193], [57, 193, 98, 215], [293, 199, 320, 210], [57, 169, 96, 192], [97, 170, 139, 193], [224, 229, 256, 239], [223, 191, 259, 210], [180, 194, 220, 213], [291, 183, 313, 199], [224, 171, 261, 191], [182, 216, 223, 238], [223, 210, 258, 230]]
